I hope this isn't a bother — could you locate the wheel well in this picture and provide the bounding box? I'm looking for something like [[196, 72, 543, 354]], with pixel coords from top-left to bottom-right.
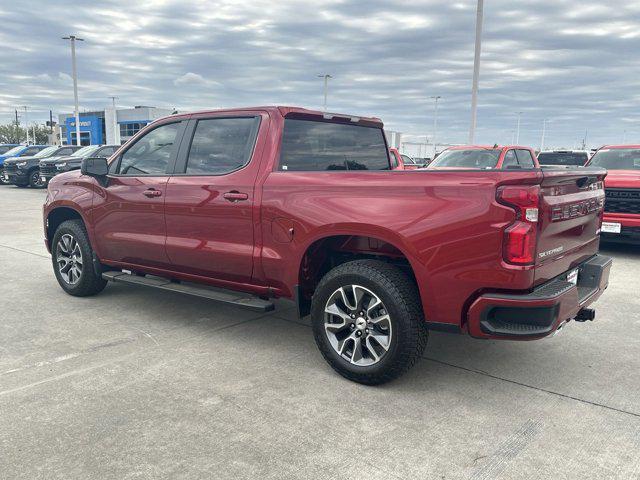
[[46, 207, 83, 249], [296, 235, 417, 316]]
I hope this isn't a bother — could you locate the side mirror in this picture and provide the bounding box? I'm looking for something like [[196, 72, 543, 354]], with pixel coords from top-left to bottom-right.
[[81, 157, 108, 177]]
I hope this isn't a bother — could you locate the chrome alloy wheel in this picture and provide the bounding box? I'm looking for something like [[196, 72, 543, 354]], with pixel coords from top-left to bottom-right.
[[56, 234, 83, 285], [324, 284, 392, 366]]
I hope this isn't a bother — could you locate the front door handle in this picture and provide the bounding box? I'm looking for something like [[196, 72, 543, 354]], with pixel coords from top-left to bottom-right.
[[223, 191, 249, 202], [143, 188, 162, 198]]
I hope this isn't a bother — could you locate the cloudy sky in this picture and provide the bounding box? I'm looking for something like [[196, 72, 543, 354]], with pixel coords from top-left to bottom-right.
[[1, 0, 639, 150]]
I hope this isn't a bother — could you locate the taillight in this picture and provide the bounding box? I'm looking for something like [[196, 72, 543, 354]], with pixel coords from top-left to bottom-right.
[[497, 185, 540, 265]]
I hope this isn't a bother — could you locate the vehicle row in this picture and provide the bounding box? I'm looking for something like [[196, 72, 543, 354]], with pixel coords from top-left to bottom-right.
[[0, 144, 119, 187]]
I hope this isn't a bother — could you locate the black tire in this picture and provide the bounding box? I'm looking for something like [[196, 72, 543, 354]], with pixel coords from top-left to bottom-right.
[[28, 169, 45, 188], [51, 219, 107, 297], [311, 260, 428, 385], [0, 168, 9, 185]]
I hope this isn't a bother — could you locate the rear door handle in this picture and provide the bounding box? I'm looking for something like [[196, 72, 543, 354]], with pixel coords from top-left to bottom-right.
[[143, 188, 162, 198], [223, 191, 249, 202]]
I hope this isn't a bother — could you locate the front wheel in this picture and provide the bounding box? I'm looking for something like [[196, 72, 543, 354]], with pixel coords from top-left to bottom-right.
[[311, 260, 428, 385], [29, 169, 46, 188], [51, 220, 107, 296], [0, 168, 9, 185]]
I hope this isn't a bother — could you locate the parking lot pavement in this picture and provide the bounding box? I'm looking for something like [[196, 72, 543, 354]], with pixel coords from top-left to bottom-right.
[[1, 186, 639, 480]]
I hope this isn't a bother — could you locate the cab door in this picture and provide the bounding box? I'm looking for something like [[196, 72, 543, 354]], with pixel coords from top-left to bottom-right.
[[92, 120, 187, 268], [163, 112, 268, 283]]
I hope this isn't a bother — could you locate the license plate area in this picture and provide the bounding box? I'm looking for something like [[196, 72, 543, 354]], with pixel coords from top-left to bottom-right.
[[567, 268, 579, 285], [601, 222, 621, 234]]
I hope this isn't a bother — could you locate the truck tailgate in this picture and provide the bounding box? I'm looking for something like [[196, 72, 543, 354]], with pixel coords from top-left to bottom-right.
[[534, 167, 607, 285]]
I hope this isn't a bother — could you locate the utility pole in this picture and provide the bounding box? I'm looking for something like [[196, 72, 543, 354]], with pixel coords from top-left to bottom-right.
[[431, 96, 442, 158], [62, 35, 84, 146], [317, 74, 332, 111], [540, 118, 548, 151], [23, 106, 29, 145], [581, 129, 588, 150], [468, 0, 484, 144], [515, 112, 522, 144], [108, 96, 120, 145], [14, 109, 18, 127]]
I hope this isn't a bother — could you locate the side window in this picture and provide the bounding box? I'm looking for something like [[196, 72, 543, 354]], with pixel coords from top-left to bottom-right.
[[117, 122, 181, 175], [516, 149, 535, 168], [58, 148, 76, 155], [502, 150, 519, 168], [279, 119, 390, 171], [184, 117, 260, 175], [389, 151, 398, 168]]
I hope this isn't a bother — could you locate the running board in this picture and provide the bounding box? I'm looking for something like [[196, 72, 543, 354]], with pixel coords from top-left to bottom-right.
[[102, 271, 275, 312]]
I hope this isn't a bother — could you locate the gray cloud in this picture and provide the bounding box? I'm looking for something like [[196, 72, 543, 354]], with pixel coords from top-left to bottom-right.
[[0, 0, 639, 149]]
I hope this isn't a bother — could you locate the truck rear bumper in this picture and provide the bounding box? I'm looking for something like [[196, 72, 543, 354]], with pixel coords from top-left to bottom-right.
[[466, 254, 612, 339]]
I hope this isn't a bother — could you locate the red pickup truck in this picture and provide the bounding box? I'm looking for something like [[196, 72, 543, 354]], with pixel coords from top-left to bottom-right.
[[587, 145, 640, 243], [44, 106, 612, 384]]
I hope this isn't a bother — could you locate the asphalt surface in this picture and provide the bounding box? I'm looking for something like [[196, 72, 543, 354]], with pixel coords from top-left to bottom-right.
[[1, 185, 639, 480]]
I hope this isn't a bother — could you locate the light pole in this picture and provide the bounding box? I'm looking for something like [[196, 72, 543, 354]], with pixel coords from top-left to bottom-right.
[[515, 111, 522, 144], [22, 106, 29, 144], [317, 74, 332, 111], [468, 0, 484, 144], [540, 118, 549, 151], [431, 96, 442, 158], [62, 35, 84, 146]]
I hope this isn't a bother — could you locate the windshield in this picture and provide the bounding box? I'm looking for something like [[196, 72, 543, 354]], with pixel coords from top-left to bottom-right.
[[589, 149, 640, 170], [34, 146, 58, 158], [429, 149, 501, 168], [71, 145, 100, 157], [538, 152, 588, 166], [3, 146, 24, 156], [0, 145, 15, 154]]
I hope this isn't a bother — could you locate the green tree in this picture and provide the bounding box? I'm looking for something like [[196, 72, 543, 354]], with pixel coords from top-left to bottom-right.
[[0, 122, 51, 144]]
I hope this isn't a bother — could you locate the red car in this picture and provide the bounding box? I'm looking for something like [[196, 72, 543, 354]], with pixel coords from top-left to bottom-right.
[[44, 106, 611, 384], [428, 145, 540, 169], [388, 148, 404, 170], [587, 145, 640, 243]]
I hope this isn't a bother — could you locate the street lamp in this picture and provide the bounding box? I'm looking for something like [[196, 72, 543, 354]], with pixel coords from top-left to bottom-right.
[[468, 0, 484, 144], [540, 118, 549, 151], [317, 74, 332, 111], [515, 111, 522, 144], [62, 35, 84, 146], [22, 106, 29, 144], [431, 96, 442, 158]]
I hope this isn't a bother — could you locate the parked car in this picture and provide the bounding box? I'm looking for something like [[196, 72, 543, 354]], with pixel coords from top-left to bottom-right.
[[44, 106, 610, 384], [3, 145, 81, 188], [0, 144, 19, 155], [388, 148, 404, 170], [39, 144, 119, 183], [428, 145, 539, 169], [538, 150, 590, 166], [403, 157, 430, 170], [0, 145, 48, 185], [586, 145, 640, 243]]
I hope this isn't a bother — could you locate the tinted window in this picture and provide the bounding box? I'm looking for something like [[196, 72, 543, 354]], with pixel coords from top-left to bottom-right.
[[185, 117, 260, 175], [0, 146, 14, 154], [429, 149, 500, 168], [515, 149, 535, 167], [537, 152, 588, 166], [589, 149, 640, 170], [502, 150, 519, 168], [57, 147, 76, 156], [279, 119, 389, 171], [21, 147, 41, 156], [97, 146, 117, 157], [117, 122, 180, 175]]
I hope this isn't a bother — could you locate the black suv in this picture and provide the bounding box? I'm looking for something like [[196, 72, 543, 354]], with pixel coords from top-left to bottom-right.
[[3, 145, 82, 188], [39, 144, 119, 183]]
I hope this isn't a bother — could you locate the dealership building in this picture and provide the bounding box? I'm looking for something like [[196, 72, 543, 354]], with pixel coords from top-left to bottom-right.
[[58, 105, 175, 146]]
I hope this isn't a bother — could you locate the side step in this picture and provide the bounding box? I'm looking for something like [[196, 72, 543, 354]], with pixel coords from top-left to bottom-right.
[[102, 271, 275, 312]]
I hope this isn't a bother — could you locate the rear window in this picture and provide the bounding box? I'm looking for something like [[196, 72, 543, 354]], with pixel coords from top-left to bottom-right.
[[429, 149, 501, 169], [589, 149, 640, 170], [279, 119, 390, 171], [538, 152, 587, 166]]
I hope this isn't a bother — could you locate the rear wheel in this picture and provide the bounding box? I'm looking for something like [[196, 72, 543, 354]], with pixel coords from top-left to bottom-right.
[[29, 169, 45, 188], [51, 220, 107, 296], [0, 168, 9, 185], [311, 260, 428, 385]]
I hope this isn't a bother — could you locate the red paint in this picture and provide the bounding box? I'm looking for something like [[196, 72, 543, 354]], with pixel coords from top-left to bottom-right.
[[44, 106, 609, 339], [388, 148, 404, 170]]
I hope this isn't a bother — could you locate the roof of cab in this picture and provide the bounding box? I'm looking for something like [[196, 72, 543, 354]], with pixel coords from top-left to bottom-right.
[[159, 106, 383, 127]]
